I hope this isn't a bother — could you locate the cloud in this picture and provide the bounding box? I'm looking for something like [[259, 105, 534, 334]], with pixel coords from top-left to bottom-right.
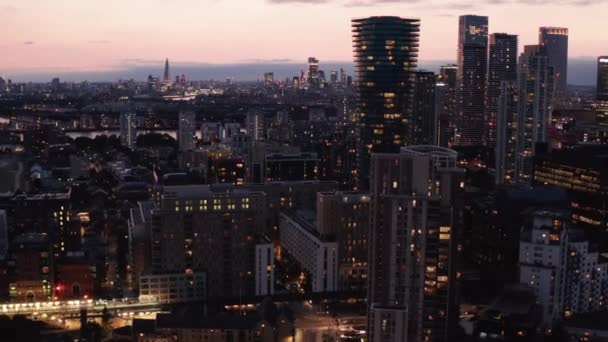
[[122, 58, 165, 65], [344, 0, 412, 7], [268, 0, 328, 3], [23, 41, 35, 45], [88, 40, 111, 44], [240, 58, 294, 63]]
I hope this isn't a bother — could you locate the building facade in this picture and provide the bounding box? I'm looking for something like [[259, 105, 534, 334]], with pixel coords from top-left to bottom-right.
[[147, 185, 271, 299], [367, 146, 465, 342]]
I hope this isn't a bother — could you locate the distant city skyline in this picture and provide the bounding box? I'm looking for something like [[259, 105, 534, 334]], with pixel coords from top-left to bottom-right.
[[0, 58, 602, 85], [1, 0, 607, 82]]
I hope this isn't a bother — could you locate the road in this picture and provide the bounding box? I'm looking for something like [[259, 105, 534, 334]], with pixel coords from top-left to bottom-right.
[[294, 303, 366, 342], [0, 298, 161, 318]]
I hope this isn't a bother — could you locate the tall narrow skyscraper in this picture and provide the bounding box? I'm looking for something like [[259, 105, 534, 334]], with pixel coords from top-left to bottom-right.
[[413, 70, 436, 145], [539, 27, 568, 98], [495, 80, 519, 184], [367, 146, 464, 342], [456, 15, 489, 146], [163, 58, 171, 84], [436, 65, 458, 147], [516, 45, 555, 183], [597, 56, 608, 102], [351, 16, 420, 190], [485, 33, 518, 147]]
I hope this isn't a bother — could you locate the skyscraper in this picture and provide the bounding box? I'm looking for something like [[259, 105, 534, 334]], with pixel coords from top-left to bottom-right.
[[456, 15, 488, 146], [163, 58, 171, 84], [436, 65, 458, 147], [120, 112, 137, 149], [486, 33, 518, 147], [351, 16, 420, 190], [367, 146, 464, 342], [264, 72, 274, 85], [330, 70, 338, 86], [307, 57, 320, 88], [413, 70, 436, 145], [597, 56, 608, 102], [539, 27, 568, 98], [494, 80, 519, 184], [517, 45, 555, 183], [178, 111, 196, 152]]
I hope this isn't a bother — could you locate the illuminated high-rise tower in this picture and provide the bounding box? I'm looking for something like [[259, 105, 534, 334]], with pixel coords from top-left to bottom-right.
[[597, 56, 608, 102], [485, 33, 518, 146], [539, 27, 568, 98], [516, 45, 555, 183], [163, 58, 171, 83], [351, 16, 420, 190], [456, 15, 488, 146]]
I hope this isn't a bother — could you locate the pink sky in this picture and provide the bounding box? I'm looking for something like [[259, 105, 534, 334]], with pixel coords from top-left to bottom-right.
[[1, 0, 607, 74]]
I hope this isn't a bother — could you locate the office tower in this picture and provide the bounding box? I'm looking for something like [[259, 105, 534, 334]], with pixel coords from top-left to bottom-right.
[[413, 71, 436, 145], [246, 110, 265, 142], [163, 58, 171, 84], [352, 16, 420, 190], [519, 210, 608, 327], [517, 45, 554, 183], [120, 112, 138, 149], [368, 146, 464, 342], [436, 65, 458, 147], [486, 33, 518, 146], [178, 111, 196, 152], [494, 81, 519, 184], [539, 27, 568, 98], [180, 74, 186, 85], [264, 72, 274, 85], [533, 145, 608, 241], [330, 70, 338, 86], [307, 57, 320, 88], [598, 56, 608, 102], [146, 185, 270, 299], [456, 15, 488, 146], [340, 67, 347, 84]]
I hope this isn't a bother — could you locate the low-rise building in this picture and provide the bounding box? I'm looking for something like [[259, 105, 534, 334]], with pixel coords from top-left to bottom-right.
[[279, 209, 337, 293]]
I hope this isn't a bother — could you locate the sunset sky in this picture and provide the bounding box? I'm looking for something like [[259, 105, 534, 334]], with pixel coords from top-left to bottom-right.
[[1, 0, 607, 78]]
